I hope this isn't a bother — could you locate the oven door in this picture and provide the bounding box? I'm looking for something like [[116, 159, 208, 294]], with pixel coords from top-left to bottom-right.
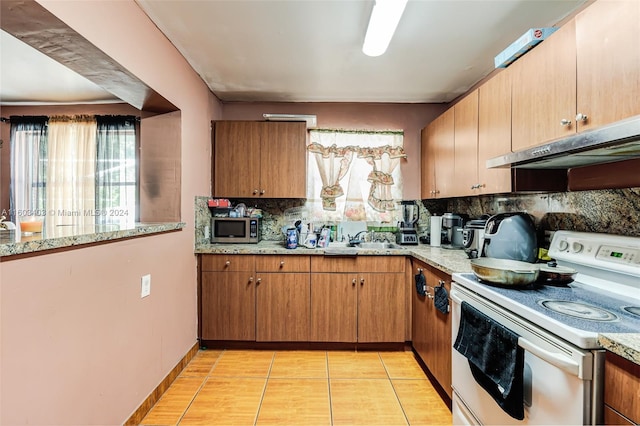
[[451, 283, 599, 425]]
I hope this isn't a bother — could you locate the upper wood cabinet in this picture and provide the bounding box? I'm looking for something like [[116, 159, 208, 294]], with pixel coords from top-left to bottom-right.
[[477, 69, 513, 194], [421, 108, 455, 199], [575, 0, 640, 132], [511, 20, 577, 152], [452, 90, 479, 196], [511, 0, 640, 151], [213, 121, 307, 198]]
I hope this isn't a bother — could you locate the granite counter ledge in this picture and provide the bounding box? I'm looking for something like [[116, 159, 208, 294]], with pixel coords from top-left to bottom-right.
[[0, 222, 185, 258], [195, 241, 474, 275], [408, 245, 473, 275], [598, 333, 640, 365]]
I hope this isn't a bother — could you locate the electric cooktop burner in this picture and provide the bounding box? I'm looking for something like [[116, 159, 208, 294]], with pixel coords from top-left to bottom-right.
[[623, 306, 640, 317], [538, 300, 619, 322]]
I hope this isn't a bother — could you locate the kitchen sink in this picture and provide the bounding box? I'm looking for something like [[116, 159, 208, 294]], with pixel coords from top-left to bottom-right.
[[354, 242, 406, 250], [324, 241, 406, 254]]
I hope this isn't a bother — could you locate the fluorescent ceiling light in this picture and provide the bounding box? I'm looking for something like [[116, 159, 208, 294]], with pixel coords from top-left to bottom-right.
[[263, 113, 317, 128], [362, 0, 408, 57]]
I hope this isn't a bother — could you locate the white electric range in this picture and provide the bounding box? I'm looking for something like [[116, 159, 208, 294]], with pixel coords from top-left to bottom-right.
[[451, 231, 640, 425]]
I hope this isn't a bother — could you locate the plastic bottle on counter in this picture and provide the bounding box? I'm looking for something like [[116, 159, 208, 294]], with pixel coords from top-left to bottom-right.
[[286, 228, 298, 249]]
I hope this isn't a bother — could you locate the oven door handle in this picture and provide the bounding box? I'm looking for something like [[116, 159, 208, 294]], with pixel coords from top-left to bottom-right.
[[517, 337, 580, 377]]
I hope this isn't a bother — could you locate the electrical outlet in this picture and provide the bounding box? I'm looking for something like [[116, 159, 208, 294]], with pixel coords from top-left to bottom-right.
[[141, 274, 151, 298]]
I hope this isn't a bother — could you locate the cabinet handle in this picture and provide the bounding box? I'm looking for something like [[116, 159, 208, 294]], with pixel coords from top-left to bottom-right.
[[279, 260, 285, 268], [256, 278, 262, 285], [560, 118, 572, 126], [417, 268, 423, 273], [253, 189, 259, 195], [225, 260, 231, 267], [260, 189, 266, 195], [352, 278, 357, 286], [360, 278, 365, 285], [575, 113, 588, 123], [249, 277, 254, 283]]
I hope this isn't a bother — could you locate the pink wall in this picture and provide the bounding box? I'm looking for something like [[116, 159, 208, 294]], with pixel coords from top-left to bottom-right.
[[0, 0, 221, 424], [222, 102, 447, 200]]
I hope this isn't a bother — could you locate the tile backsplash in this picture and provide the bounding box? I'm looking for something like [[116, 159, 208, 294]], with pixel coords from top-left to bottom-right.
[[196, 187, 640, 246], [424, 187, 640, 238]]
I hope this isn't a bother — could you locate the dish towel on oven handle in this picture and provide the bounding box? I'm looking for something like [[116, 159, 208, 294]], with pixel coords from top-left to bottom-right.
[[453, 301, 525, 420], [434, 283, 449, 314], [414, 271, 427, 297]]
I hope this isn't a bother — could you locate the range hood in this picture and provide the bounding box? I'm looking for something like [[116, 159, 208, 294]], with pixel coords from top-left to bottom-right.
[[487, 115, 640, 169]]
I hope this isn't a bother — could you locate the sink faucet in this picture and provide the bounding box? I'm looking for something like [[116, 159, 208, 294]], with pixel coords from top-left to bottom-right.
[[349, 230, 368, 243]]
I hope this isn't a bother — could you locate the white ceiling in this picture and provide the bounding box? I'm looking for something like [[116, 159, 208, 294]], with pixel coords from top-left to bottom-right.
[[1, 0, 587, 105]]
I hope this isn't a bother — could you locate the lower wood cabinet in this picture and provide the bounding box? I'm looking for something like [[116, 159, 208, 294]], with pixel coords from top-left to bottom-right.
[[310, 273, 358, 342], [256, 272, 310, 341], [200, 255, 256, 341], [310, 256, 406, 343], [604, 351, 640, 425], [411, 259, 452, 399], [199, 254, 407, 344]]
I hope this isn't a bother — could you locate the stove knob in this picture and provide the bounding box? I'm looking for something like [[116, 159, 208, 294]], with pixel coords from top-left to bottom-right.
[[558, 240, 569, 251], [571, 242, 584, 253]]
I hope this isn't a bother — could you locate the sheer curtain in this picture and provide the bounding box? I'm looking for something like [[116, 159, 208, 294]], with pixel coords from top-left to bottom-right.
[[95, 116, 137, 226], [306, 129, 405, 223], [9, 117, 48, 227], [46, 115, 97, 229]]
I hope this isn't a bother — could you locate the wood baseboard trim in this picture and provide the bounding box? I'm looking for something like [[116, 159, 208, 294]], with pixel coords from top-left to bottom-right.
[[124, 341, 200, 425]]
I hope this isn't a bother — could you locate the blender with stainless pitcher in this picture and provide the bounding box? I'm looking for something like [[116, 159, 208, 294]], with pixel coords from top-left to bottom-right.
[[396, 201, 419, 245]]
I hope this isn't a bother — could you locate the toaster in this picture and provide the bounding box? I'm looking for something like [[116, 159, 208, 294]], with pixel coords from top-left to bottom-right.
[[462, 218, 487, 259]]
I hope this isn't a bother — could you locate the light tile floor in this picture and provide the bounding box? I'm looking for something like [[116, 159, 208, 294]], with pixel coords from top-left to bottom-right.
[[140, 349, 452, 426]]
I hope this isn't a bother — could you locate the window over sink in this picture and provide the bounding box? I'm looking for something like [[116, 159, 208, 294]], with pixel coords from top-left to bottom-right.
[[306, 128, 405, 223]]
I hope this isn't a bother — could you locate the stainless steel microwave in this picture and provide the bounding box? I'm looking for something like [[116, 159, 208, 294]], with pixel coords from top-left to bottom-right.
[[211, 217, 261, 243]]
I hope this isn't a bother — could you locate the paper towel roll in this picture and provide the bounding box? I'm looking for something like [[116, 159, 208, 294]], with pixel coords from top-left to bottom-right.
[[430, 216, 442, 247]]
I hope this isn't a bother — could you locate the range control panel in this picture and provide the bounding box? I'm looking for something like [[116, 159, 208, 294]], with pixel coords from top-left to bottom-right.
[[549, 231, 640, 271]]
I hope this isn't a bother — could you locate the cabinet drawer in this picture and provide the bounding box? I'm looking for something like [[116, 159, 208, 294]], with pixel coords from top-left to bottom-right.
[[604, 352, 640, 423], [311, 256, 404, 273], [200, 255, 255, 271], [255, 255, 311, 272]]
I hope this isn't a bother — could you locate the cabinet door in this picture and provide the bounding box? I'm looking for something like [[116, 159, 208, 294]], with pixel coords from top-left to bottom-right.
[[511, 20, 577, 151], [357, 273, 405, 343], [431, 108, 455, 198], [201, 271, 255, 341], [420, 127, 436, 199], [410, 261, 452, 398], [576, 0, 640, 132], [259, 121, 307, 198], [310, 273, 357, 342], [411, 261, 432, 368], [478, 69, 512, 194], [255, 272, 310, 341], [453, 90, 479, 196], [430, 268, 452, 398], [213, 121, 261, 197]]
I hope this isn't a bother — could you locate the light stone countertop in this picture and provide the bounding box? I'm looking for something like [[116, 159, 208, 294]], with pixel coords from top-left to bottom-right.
[[598, 334, 640, 365], [0, 222, 185, 258], [196, 239, 639, 365], [194, 240, 474, 275]]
